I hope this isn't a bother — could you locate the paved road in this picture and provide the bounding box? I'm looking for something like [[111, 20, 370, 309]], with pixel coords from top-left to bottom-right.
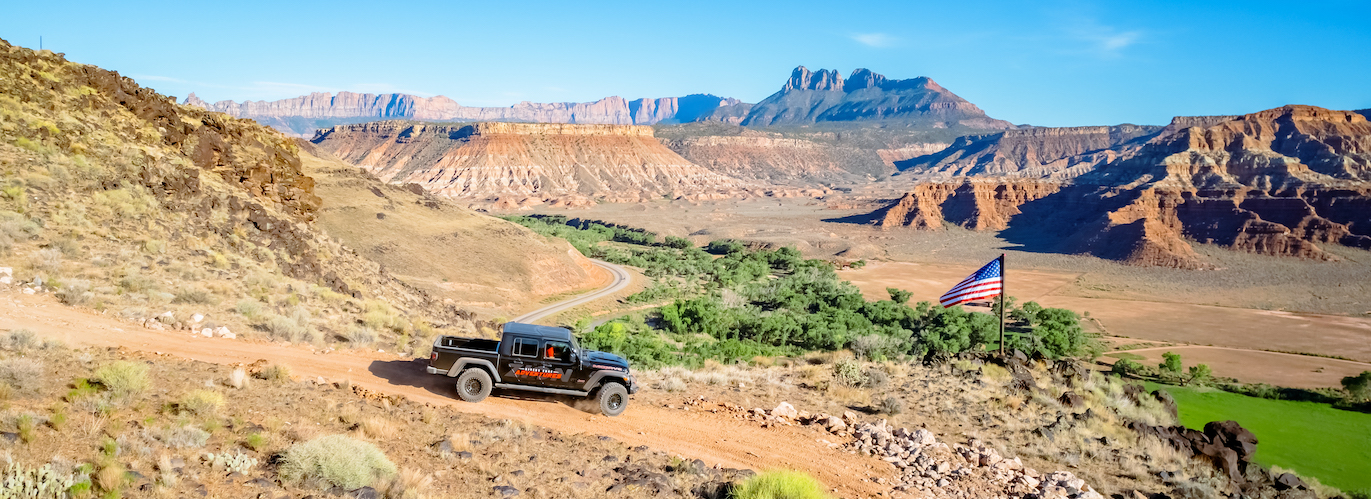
[[511, 259, 631, 324]]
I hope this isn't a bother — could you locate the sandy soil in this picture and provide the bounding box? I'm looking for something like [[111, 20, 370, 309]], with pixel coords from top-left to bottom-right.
[[1099, 346, 1371, 389], [0, 291, 887, 497]]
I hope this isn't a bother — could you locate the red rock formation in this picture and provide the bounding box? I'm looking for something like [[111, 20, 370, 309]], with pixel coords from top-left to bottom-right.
[[312, 121, 766, 209], [871, 106, 1371, 268]]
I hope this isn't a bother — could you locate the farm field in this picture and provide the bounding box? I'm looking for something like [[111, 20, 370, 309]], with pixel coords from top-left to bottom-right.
[[1148, 383, 1371, 492]]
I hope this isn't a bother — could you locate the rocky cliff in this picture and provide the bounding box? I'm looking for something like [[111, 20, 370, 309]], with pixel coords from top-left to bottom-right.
[[739, 66, 1014, 129], [311, 121, 767, 209], [186, 91, 746, 136], [869, 106, 1371, 268], [898, 125, 1162, 178], [661, 133, 948, 184]]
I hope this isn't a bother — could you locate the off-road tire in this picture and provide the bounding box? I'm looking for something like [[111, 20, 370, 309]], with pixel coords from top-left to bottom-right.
[[597, 382, 629, 417], [456, 369, 492, 403]]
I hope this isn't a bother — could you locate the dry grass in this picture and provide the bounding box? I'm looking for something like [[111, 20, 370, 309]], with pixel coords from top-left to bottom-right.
[[359, 417, 397, 440]]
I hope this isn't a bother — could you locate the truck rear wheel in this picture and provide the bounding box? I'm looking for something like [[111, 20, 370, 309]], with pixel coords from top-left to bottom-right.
[[456, 369, 492, 403], [597, 383, 628, 417]]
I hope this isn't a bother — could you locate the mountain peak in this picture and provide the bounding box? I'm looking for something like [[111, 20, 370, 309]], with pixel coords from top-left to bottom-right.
[[783, 66, 844, 92]]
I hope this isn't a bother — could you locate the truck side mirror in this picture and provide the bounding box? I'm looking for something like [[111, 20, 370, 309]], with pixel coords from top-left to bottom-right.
[[570, 352, 579, 364]]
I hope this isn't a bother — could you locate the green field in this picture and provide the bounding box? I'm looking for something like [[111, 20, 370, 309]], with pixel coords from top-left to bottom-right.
[[1148, 383, 1371, 492]]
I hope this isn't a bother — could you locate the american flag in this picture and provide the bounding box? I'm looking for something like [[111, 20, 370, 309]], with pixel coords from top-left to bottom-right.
[[939, 257, 1003, 308]]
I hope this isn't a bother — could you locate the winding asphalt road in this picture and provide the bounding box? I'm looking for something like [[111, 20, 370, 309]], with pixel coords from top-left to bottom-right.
[[511, 259, 631, 324]]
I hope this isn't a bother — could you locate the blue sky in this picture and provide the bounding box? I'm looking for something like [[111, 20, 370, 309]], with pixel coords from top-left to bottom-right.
[[3, 0, 1368, 126]]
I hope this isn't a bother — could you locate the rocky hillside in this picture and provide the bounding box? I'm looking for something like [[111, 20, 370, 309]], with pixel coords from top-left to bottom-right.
[[311, 121, 772, 209], [868, 106, 1371, 268], [0, 38, 596, 343], [186, 92, 747, 136], [739, 67, 1014, 129]]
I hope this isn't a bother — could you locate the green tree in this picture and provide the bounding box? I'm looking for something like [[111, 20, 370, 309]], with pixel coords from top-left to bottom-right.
[[1160, 351, 1183, 374], [1186, 363, 1212, 386], [662, 235, 692, 249], [1343, 371, 1371, 401], [1030, 308, 1086, 358], [886, 287, 913, 304]]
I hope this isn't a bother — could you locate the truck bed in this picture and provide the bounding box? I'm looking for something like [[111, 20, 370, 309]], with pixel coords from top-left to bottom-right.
[[436, 336, 499, 352]]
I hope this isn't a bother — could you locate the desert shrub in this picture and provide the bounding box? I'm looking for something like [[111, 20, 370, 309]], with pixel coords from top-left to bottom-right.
[[179, 389, 224, 415], [17, 414, 36, 443], [244, 432, 268, 452], [832, 360, 867, 387], [733, 470, 832, 499], [92, 361, 150, 397], [1342, 371, 1371, 402], [156, 424, 210, 448], [235, 299, 264, 320], [227, 368, 249, 389], [345, 327, 377, 347], [877, 397, 904, 415], [56, 278, 92, 305], [264, 314, 308, 342], [360, 417, 396, 439], [257, 364, 291, 381], [865, 369, 889, 389], [31, 248, 62, 273], [0, 358, 44, 392], [385, 468, 434, 499], [117, 272, 156, 293], [1112, 359, 1144, 376], [172, 287, 217, 305], [279, 435, 397, 490], [2, 329, 37, 351], [849, 334, 903, 362]]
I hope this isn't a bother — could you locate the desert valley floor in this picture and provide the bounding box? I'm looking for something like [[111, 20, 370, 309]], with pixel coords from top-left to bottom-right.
[[514, 196, 1371, 390]]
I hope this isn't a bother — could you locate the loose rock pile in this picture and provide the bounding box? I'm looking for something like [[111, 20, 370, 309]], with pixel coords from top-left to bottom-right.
[[671, 396, 1104, 498]]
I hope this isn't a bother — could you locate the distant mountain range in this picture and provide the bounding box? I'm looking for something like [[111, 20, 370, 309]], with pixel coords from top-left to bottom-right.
[[740, 67, 1012, 129], [184, 92, 745, 136], [183, 66, 1012, 136]]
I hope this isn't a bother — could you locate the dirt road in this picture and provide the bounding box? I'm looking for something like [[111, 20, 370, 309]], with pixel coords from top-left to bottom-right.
[[512, 259, 631, 324], [0, 292, 887, 497]]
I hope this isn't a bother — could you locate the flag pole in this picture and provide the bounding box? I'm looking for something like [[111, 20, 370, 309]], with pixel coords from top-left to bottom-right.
[[998, 253, 1006, 358]]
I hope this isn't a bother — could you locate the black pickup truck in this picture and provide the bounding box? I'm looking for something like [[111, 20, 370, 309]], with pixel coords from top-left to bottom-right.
[[426, 322, 639, 416]]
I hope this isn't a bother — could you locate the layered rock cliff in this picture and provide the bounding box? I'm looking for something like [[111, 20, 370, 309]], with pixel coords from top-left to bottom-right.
[[869, 106, 1371, 268], [186, 92, 747, 136], [740, 66, 1014, 129], [312, 121, 766, 209]]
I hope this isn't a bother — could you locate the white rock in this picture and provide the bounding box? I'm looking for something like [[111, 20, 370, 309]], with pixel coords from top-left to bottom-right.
[[22, 288, 35, 295], [0, 276, 11, 285], [0, 267, 12, 277], [214, 326, 232, 338], [200, 328, 213, 337], [161, 311, 174, 318], [191, 313, 205, 323], [771, 401, 798, 419]]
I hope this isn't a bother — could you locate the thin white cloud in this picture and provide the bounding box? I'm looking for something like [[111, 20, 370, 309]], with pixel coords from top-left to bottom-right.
[[851, 32, 898, 48], [1061, 17, 1143, 58]]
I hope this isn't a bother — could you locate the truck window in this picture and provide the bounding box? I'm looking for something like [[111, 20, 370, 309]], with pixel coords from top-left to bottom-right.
[[512, 338, 539, 357], [545, 341, 571, 362]]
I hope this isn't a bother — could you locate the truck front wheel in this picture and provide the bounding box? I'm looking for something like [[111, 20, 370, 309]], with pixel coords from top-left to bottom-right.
[[597, 383, 628, 417], [456, 369, 492, 403]]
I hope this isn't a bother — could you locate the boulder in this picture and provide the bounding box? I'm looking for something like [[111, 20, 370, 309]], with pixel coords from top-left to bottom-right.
[[1274, 472, 1307, 491], [771, 402, 798, 419], [1057, 391, 1083, 408]]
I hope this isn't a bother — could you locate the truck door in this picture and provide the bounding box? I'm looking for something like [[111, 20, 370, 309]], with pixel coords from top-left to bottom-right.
[[541, 340, 578, 389], [504, 336, 549, 385]]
